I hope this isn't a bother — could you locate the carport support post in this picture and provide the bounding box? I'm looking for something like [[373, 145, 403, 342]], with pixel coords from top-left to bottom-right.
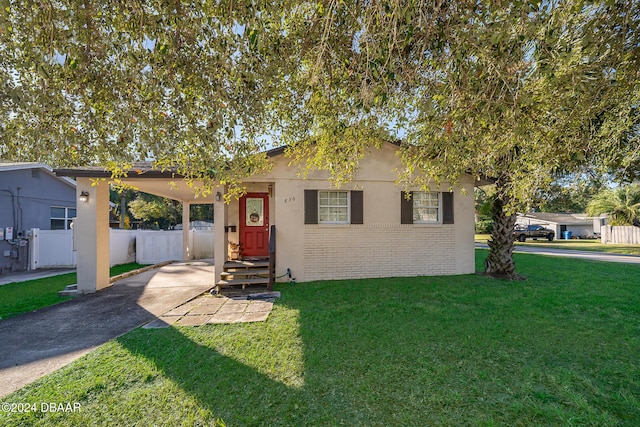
[[214, 186, 228, 287], [75, 178, 110, 293], [182, 202, 190, 260]]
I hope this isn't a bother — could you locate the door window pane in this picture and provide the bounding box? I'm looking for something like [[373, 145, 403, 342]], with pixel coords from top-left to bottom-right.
[[245, 198, 264, 226]]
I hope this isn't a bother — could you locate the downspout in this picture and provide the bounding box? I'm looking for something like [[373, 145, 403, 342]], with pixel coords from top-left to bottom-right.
[[16, 187, 22, 234]]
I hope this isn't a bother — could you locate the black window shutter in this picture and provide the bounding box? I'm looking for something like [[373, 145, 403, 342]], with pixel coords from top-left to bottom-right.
[[304, 190, 318, 224], [350, 191, 363, 224], [442, 192, 454, 224], [400, 191, 413, 224]]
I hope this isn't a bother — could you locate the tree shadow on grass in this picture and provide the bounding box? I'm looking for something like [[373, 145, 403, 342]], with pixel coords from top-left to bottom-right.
[[115, 273, 640, 426], [116, 323, 329, 426], [114, 282, 450, 426], [114, 296, 406, 426]]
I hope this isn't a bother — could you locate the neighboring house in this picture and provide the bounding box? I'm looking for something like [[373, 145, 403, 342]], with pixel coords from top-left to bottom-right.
[[516, 212, 606, 239], [0, 162, 77, 273], [56, 142, 481, 293]]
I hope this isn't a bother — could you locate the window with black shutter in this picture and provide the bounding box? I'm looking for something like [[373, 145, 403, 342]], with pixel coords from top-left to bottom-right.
[[400, 191, 454, 224]]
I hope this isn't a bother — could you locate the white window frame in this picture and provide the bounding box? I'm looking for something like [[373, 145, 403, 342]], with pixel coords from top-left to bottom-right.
[[412, 192, 441, 224], [51, 206, 76, 230], [318, 191, 350, 224]]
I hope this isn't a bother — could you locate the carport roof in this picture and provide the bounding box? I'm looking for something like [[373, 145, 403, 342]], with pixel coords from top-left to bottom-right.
[[54, 146, 287, 179], [54, 147, 288, 202], [55, 162, 183, 179]]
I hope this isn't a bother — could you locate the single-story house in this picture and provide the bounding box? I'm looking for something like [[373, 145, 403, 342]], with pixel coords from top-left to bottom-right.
[[516, 212, 606, 239], [0, 162, 77, 273], [55, 142, 480, 293]]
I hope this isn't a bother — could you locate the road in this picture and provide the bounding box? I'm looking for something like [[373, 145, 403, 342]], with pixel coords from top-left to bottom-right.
[[475, 243, 640, 265]]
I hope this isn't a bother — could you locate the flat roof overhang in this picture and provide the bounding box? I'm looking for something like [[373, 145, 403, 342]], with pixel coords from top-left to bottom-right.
[[55, 165, 219, 203]]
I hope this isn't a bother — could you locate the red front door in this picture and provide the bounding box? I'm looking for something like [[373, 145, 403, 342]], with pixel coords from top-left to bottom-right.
[[239, 192, 269, 257]]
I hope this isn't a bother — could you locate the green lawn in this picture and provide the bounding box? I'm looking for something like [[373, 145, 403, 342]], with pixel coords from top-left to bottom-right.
[[476, 233, 640, 256], [1, 252, 639, 426], [0, 263, 150, 320]]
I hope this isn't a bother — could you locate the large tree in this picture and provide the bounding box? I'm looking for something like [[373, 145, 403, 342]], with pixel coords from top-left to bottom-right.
[[1, 1, 638, 278], [280, 0, 640, 278], [284, 1, 640, 278]]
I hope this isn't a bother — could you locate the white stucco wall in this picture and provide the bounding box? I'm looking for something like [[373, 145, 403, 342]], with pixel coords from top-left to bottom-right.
[[241, 143, 476, 282]]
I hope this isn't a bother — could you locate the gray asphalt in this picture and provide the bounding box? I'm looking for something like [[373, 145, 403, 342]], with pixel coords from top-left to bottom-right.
[[0, 261, 214, 398], [475, 243, 640, 264]]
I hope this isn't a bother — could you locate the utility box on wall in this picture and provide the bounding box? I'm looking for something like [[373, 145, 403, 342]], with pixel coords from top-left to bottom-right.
[[5, 227, 13, 241]]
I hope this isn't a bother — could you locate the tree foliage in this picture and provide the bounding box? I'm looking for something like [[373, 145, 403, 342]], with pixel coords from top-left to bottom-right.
[[534, 174, 606, 213], [114, 189, 213, 229], [127, 193, 180, 229], [1, 1, 639, 277], [587, 184, 640, 226], [0, 0, 297, 196]]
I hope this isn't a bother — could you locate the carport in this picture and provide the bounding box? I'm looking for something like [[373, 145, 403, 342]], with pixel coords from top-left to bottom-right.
[[55, 165, 229, 293]]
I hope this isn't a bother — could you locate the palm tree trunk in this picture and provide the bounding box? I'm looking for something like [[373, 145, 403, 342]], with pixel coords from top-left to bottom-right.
[[485, 175, 522, 279]]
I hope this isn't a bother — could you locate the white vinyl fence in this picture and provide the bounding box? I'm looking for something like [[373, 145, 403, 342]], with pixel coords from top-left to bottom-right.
[[192, 230, 215, 260], [110, 229, 137, 266], [135, 230, 215, 264], [28, 228, 214, 270], [29, 229, 77, 269], [601, 226, 640, 244]]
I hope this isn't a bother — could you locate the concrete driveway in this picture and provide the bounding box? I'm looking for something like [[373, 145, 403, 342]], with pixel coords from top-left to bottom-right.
[[0, 261, 214, 398]]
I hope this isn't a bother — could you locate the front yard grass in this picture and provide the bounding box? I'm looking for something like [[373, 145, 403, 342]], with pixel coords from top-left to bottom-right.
[[0, 263, 150, 320], [2, 251, 639, 426], [476, 233, 640, 255]]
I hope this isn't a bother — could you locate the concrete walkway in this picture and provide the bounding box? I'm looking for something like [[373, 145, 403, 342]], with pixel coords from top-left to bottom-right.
[[0, 261, 215, 398], [144, 291, 280, 328], [0, 268, 76, 286]]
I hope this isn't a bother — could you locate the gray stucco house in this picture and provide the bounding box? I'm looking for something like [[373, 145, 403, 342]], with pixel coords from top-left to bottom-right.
[[0, 163, 76, 273]]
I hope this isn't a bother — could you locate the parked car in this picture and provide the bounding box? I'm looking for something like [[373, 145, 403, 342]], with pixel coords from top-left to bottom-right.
[[513, 225, 555, 242]]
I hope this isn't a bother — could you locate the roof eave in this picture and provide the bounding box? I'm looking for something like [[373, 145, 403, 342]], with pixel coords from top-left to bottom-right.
[[55, 168, 185, 179]]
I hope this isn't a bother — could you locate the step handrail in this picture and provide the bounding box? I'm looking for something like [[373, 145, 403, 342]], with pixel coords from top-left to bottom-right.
[[268, 224, 276, 291]]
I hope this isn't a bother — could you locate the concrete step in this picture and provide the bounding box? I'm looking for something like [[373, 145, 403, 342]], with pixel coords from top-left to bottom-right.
[[217, 277, 270, 287], [224, 260, 269, 269], [221, 269, 270, 277], [58, 284, 78, 297]]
